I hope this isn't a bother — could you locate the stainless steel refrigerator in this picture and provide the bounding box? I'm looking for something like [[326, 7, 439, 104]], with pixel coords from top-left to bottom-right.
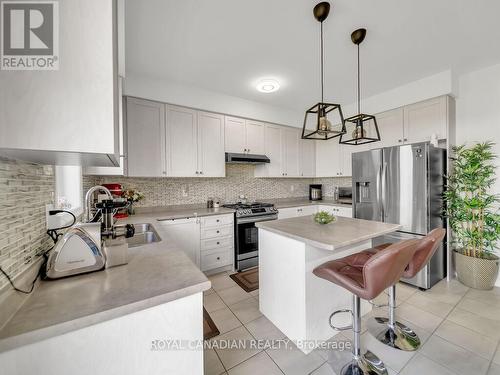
[[352, 142, 446, 289]]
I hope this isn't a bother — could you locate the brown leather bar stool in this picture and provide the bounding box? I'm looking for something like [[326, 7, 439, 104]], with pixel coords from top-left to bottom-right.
[[367, 228, 446, 351], [313, 239, 419, 375]]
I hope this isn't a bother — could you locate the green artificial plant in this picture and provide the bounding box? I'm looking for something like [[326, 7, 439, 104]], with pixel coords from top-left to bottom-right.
[[444, 142, 500, 259]]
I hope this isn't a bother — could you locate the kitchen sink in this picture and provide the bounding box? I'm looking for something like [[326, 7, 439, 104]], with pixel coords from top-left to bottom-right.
[[126, 223, 161, 247]]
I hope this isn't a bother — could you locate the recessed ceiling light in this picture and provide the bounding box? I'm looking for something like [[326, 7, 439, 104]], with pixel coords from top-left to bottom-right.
[[256, 79, 280, 93]]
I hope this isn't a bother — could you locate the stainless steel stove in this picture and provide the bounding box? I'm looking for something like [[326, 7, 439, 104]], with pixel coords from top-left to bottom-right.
[[222, 202, 278, 271]]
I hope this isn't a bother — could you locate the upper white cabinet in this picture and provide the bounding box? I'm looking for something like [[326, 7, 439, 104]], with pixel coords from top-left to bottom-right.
[[403, 96, 448, 143], [225, 117, 264, 154], [127, 97, 166, 177], [299, 139, 316, 177], [375, 108, 404, 148], [282, 128, 300, 177], [315, 139, 350, 177], [197, 112, 226, 177], [166, 106, 198, 177], [0, 0, 120, 166], [255, 124, 283, 177]]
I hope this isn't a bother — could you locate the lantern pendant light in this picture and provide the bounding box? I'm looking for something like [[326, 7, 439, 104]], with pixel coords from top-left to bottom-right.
[[302, 2, 346, 140], [340, 28, 381, 145]]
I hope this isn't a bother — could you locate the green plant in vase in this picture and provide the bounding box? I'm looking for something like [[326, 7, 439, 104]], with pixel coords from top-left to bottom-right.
[[122, 189, 145, 215], [444, 142, 500, 289]]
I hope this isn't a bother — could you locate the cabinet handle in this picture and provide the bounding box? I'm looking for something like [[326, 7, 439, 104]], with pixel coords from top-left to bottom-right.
[[195, 171, 199, 174], [216, 257, 220, 260], [162, 171, 166, 175], [216, 230, 220, 234], [244, 148, 247, 152], [216, 219, 220, 222], [217, 242, 220, 245], [200, 171, 203, 175], [398, 139, 402, 143], [248, 149, 250, 152], [404, 138, 408, 142]]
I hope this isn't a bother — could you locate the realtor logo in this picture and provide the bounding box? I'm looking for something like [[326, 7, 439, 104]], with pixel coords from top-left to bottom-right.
[[0, 0, 59, 70]]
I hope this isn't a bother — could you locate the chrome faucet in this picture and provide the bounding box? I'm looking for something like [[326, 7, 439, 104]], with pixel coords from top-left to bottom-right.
[[84, 185, 113, 222]]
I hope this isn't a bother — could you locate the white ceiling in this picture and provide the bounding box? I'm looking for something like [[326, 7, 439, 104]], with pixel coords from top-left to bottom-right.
[[125, 0, 500, 111]]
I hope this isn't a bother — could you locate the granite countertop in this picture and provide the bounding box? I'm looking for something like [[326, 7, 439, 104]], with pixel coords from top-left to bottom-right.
[[135, 205, 235, 220], [256, 216, 401, 251], [269, 197, 352, 209], [0, 213, 213, 353]]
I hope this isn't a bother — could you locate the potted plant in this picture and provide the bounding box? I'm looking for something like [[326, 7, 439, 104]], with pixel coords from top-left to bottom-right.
[[122, 189, 145, 215], [444, 142, 500, 290]]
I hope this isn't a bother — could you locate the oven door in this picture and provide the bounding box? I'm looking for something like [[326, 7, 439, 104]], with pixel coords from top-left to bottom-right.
[[235, 214, 277, 266]]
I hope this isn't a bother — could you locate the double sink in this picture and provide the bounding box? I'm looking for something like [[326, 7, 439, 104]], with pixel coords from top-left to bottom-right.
[[126, 223, 161, 248]]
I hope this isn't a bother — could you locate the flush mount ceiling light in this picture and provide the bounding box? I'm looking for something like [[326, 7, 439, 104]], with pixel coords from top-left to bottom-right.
[[256, 79, 280, 93], [302, 2, 346, 141], [340, 28, 381, 146]]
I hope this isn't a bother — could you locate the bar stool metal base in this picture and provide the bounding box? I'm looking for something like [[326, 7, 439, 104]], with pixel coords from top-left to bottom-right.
[[341, 350, 388, 375], [368, 317, 421, 351]]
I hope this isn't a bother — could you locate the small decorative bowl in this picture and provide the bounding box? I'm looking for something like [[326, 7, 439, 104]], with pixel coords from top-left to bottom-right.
[[313, 211, 337, 225]]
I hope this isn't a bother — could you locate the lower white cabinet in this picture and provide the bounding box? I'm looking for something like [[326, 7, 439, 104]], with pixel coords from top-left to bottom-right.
[[278, 205, 353, 220], [158, 218, 201, 266], [158, 214, 234, 272], [318, 205, 353, 218]]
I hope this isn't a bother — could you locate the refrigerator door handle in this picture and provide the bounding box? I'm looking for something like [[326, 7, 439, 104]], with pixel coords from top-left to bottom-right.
[[376, 164, 383, 221], [381, 162, 388, 219]]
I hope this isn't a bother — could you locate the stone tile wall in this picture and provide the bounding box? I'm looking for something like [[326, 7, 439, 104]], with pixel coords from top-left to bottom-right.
[[0, 158, 54, 291]]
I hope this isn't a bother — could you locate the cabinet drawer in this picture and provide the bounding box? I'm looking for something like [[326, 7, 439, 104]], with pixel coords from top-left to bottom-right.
[[201, 248, 232, 271], [201, 237, 234, 252], [201, 225, 233, 239], [201, 214, 234, 228]]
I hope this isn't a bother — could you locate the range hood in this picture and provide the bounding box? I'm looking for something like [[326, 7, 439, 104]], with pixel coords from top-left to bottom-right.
[[225, 152, 270, 164]]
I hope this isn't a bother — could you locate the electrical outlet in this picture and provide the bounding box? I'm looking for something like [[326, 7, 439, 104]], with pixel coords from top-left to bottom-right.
[[181, 185, 188, 197], [290, 184, 295, 193]]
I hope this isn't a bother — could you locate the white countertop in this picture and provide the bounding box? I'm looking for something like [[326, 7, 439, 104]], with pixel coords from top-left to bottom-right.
[[0, 212, 216, 353], [256, 216, 401, 251]]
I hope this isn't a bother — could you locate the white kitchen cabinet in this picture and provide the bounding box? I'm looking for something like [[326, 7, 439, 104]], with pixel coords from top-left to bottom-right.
[[197, 112, 225, 177], [375, 108, 404, 148], [224, 116, 246, 154], [299, 139, 316, 177], [84, 78, 126, 176], [166, 105, 198, 177], [0, 0, 120, 167], [282, 128, 300, 177], [403, 96, 448, 143], [245, 120, 265, 155], [255, 124, 283, 177], [315, 139, 353, 177], [200, 214, 234, 272], [318, 205, 353, 218], [277, 205, 318, 220], [340, 145, 353, 177], [126, 97, 166, 177], [157, 218, 201, 267], [224, 117, 264, 154]]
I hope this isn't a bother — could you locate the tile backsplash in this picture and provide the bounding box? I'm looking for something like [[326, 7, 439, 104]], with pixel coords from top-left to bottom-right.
[[0, 157, 54, 291], [85, 164, 352, 207]]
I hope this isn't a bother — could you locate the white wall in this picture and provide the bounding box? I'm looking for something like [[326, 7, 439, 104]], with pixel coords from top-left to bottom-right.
[[455, 64, 500, 198], [124, 73, 302, 127]]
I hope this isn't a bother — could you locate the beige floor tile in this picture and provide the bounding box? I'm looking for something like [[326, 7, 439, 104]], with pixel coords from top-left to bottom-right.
[[204, 288, 216, 296], [210, 307, 242, 334], [494, 346, 500, 365], [213, 326, 262, 370], [457, 297, 500, 321], [249, 289, 259, 297], [394, 302, 443, 332], [420, 335, 490, 375], [204, 292, 227, 313], [210, 273, 238, 292], [227, 351, 283, 375], [218, 286, 253, 306], [448, 308, 500, 341], [204, 348, 226, 375], [314, 332, 352, 362], [465, 287, 500, 308], [422, 279, 469, 305], [266, 342, 325, 375], [229, 297, 262, 324], [489, 363, 500, 375], [406, 292, 456, 318], [245, 316, 286, 341], [397, 282, 419, 300], [400, 353, 458, 375], [435, 320, 497, 360]]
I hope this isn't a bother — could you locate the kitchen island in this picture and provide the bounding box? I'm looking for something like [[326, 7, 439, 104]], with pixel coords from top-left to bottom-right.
[[256, 215, 401, 354]]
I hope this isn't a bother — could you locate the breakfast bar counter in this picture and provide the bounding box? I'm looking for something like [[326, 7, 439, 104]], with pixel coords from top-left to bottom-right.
[[256, 216, 401, 353]]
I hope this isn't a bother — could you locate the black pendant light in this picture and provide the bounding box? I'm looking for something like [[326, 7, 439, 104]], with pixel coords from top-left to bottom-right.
[[302, 2, 346, 140], [340, 28, 380, 145]]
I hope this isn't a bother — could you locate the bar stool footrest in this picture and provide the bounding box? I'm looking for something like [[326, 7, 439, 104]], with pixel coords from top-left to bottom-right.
[[329, 309, 353, 331]]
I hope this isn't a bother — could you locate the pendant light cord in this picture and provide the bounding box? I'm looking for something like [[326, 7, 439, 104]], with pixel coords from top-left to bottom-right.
[[320, 21, 324, 103], [357, 43, 360, 114]]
